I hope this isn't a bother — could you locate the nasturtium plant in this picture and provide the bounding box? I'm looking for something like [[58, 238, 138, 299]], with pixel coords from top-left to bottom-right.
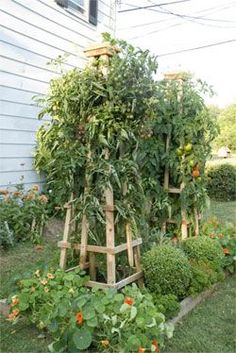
[[8, 269, 173, 353]]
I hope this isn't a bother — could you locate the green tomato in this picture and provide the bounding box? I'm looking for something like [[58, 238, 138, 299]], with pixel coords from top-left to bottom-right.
[[184, 143, 193, 152], [189, 160, 195, 167], [176, 147, 184, 157]]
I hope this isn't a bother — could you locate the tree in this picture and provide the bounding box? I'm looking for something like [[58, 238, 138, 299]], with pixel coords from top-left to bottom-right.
[[214, 104, 236, 152]]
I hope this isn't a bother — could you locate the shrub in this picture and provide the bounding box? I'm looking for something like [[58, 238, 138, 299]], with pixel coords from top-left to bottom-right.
[[188, 260, 224, 295], [202, 218, 236, 273], [0, 185, 48, 247], [152, 293, 180, 319], [181, 236, 224, 270], [7, 268, 173, 353], [142, 245, 192, 299], [206, 164, 236, 201], [182, 236, 225, 294]]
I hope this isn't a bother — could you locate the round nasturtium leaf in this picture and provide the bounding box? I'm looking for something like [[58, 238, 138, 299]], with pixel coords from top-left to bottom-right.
[[72, 327, 92, 350]]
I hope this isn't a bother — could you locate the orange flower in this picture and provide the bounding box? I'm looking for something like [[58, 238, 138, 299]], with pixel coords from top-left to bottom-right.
[[34, 269, 40, 277], [47, 273, 55, 280], [11, 296, 19, 306], [76, 312, 83, 325], [32, 185, 40, 192], [0, 189, 8, 195], [138, 348, 146, 353], [13, 191, 22, 197], [124, 297, 134, 305], [24, 193, 35, 201], [39, 195, 48, 203], [7, 309, 20, 321], [100, 340, 110, 348], [223, 248, 230, 255], [152, 339, 159, 353], [40, 279, 48, 286]]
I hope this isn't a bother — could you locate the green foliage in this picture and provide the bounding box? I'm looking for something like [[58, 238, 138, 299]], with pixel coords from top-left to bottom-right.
[[142, 245, 192, 298], [35, 34, 159, 245], [35, 34, 218, 247], [188, 260, 224, 295], [0, 186, 48, 247], [151, 293, 180, 319], [181, 236, 224, 269], [8, 269, 173, 353], [206, 164, 236, 201], [214, 104, 236, 152], [181, 236, 224, 294], [201, 218, 236, 273]]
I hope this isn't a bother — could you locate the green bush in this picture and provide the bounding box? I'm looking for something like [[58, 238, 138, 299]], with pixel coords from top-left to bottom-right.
[[188, 260, 224, 295], [181, 236, 224, 270], [142, 245, 192, 299], [0, 185, 48, 247], [206, 164, 236, 201], [152, 293, 180, 319], [182, 236, 225, 294]]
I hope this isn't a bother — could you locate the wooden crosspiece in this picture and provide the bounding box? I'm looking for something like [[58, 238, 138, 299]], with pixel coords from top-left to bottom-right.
[[162, 72, 200, 239], [58, 43, 143, 289]]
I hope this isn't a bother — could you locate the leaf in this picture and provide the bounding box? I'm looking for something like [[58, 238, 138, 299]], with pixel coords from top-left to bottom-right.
[[72, 327, 92, 350], [120, 303, 130, 313], [126, 335, 141, 350], [165, 323, 175, 338], [130, 306, 137, 320]]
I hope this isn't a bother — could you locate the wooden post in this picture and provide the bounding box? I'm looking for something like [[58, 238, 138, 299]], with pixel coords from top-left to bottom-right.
[[104, 148, 116, 285], [59, 193, 73, 269], [89, 252, 96, 281], [194, 207, 199, 236], [162, 134, 171, 233]]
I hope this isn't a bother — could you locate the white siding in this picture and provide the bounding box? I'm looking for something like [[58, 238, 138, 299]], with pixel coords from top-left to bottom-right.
[[0, 0, 116, 188]]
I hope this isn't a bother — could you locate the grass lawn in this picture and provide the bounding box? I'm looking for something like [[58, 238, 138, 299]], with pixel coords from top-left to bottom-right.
[[203, 200, 236, 224], [163, 274, 236, 353]]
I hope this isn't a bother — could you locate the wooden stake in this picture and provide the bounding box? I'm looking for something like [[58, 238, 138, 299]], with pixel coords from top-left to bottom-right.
[[104, 148, 116, 285], [89, 252, 96, 281], [126, 223, 134, 267], [134, 245, 144, 287], [79, 214, 89, 269], [194, 207, 199, 236], [59, 193, 73, 269]]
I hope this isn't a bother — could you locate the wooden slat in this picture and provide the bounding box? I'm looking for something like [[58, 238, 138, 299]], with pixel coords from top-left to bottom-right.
[[86, 280, 116, 289], [126, 223, 134, 266], [114, 238, 142, 254], [59, 193, 73, 269], [194, 207, 199, 236], [65, 263, 89, 272], [164, 134, 171, 190], [168, 187, 181, 194], [115, 271, 143, 290], [79, 214, 89, 269], [58, 238, 143, 254], [89, 253, 96, 281]]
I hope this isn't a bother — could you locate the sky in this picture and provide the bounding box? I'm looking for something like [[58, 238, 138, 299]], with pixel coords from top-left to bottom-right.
[[115, 0, 236, 107]]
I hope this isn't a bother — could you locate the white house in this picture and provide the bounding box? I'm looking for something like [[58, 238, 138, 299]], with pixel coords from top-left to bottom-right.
[[0, 0, 116, 189]]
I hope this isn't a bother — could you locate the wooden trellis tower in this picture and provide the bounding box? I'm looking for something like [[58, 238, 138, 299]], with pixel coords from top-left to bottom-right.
[[58, 43, 143, 289], [162, 72, 200, 239]]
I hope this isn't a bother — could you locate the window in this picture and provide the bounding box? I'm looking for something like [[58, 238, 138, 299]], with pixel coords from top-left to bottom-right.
[[68, 0, 85, 14], [55, 0, 98, 25]]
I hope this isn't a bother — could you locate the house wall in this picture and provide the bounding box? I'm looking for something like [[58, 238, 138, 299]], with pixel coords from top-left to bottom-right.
[[0, 0, 116, 189]]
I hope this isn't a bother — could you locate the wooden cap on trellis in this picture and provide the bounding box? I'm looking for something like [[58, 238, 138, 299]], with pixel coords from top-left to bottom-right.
[[83, 42, 120, 58], [164, 72, 186, 81]]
